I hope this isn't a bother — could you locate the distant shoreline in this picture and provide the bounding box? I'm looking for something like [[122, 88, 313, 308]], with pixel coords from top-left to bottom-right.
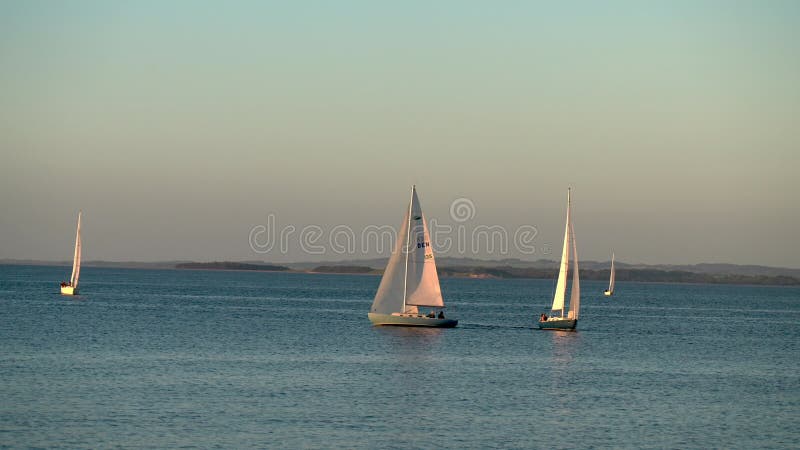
[[3, 260, 799, 286], [174, 262, 291, 272]]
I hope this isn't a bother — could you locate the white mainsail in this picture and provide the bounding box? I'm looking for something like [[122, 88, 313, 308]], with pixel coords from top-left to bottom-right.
[[70, 211, 82, 288], [371, 186, 443, 315], [551, 194, 570, 314], [607, 252, 615, 294], [550, 189, 579, 319]]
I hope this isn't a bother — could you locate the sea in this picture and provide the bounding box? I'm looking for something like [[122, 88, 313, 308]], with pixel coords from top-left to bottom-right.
[[1, 264, 798, 449]]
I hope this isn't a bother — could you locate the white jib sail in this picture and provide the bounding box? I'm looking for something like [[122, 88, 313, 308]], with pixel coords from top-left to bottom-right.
[[370, 187, 443, 314], [551, 189, 571, 314], [70, 211, 82, 288]]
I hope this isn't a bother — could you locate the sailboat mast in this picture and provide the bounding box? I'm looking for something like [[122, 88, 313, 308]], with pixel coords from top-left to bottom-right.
[[563, 188, 571, 318], [402, 185, 414, 313]]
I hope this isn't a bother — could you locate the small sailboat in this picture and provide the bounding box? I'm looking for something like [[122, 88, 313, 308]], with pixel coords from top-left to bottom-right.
[[539, 189, 580, 330], [60, 211, 81, 296], [604, 252, 615, 296], [368, 186, 457, 327]]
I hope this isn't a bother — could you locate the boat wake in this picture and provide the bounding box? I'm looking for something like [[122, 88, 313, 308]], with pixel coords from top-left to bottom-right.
[[458, 323, 531, 331]]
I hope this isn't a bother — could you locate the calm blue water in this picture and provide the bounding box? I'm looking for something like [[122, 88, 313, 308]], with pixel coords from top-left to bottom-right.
[[1, 265, 798, 448]]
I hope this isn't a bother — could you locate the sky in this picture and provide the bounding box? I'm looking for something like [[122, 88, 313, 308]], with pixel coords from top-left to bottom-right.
[[1, 1, 798, 267]]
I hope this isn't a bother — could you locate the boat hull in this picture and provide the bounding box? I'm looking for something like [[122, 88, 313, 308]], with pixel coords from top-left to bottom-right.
[[368, 313, 458, 328], [603, 290, 613, 296], [538, 318, 577, 330], [60, 286, 78, 295]]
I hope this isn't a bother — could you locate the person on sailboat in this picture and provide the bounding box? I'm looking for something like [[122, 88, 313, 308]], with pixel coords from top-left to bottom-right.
[[438, 311, 445, 319]]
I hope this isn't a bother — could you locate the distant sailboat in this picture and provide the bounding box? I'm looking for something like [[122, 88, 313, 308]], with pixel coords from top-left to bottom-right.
[[60, 211, 81, 296], [539, 189, 580, 330], [368, 186, 457, 327], [604, 252, 615, 296]]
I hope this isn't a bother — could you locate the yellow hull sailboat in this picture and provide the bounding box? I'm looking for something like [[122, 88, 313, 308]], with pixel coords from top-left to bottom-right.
[[60, 211, 81, 296]]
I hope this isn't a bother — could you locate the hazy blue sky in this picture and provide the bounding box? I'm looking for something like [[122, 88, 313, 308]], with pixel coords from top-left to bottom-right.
[[1, 1, 798, 267]]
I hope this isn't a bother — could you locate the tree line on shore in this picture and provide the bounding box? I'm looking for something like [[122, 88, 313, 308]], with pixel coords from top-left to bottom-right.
[[174, 261, 799, 285]]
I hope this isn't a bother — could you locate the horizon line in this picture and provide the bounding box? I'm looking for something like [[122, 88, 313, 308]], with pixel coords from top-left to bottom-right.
[[2, 257, 799, 271]]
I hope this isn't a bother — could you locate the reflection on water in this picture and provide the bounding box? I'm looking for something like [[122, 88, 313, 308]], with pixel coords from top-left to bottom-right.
[[373, 327, 446, 373], [372, 326, 445, 354], [371, 326, 450, 423], [549, 329, 580, 361], [542, 329, 581, 399]]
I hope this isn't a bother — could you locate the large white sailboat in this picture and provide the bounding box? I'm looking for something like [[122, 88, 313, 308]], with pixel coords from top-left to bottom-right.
[[60, 211, 82, 296], [604, 252, 615, 296], [539, 189, 580, 330], [368, 186, 457, 327]]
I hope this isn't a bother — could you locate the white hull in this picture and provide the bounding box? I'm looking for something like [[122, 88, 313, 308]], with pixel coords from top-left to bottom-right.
[[368, 313, 457, 328], [60, 286, 78, 296]]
